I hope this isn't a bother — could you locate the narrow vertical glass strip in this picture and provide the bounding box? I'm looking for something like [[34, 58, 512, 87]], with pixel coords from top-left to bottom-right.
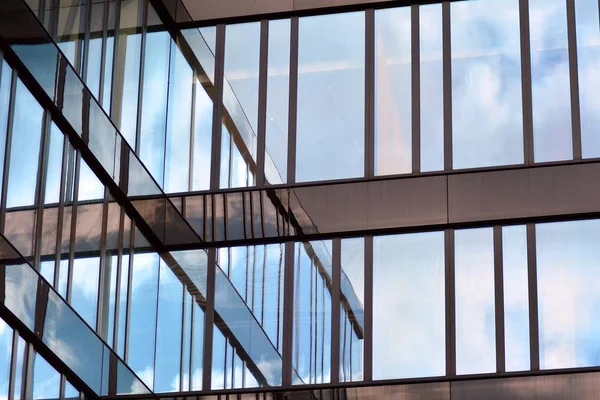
[[0, 319, 11, 399], [575, 0, 600, 157], [502, 225, 530, 372], [419, 4, 444, 172], [455, 228, 496, 375], [191, 302, 204, 390], [265, 19, 291, 185], [12, 336, 25, 400], [374, 7, 412, 176], [530, 0, 573, 162]]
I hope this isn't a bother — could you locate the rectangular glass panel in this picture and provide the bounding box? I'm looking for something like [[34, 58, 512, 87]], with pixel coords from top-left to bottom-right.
[[221, 22, 260, 189], [192, 76, 213, 191], [375, 7, 412, 176], [165, 42, 193, 194], [32, 353, 60, 400], [420, 4, 444, 172], [451, 0, 523, 169], [502, 225, 530, 372], [340, 238, 364, 382], [575, 0, 600, 158], [154, 261, 183, 392], [0, 320, 11, 399], [191, 301, 204, 390], [71, 257, 100, 328], [536, 219, 600, 369], [44, 123, 64, 204], [530, 0, 573, 162], [296, 12, 365, 182], [12, 336, 25, 400], [5, 264, 38, 331], [265, 19, 291, 185], [373, 232, 445, 379], [455, 228, 496, 375], [293, 241, 332, 385], [0, 62, 10, 180], [7, 80, 43, 208]]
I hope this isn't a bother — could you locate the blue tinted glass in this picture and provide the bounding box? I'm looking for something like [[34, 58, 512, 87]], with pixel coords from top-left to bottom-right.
[[296, 13, 365, 182], [71, 257, 100, 327], [44, 123, 64, 204], [451, 0, 523, 169], [7, 80, 43, 208], [0, 320, 11, 399], [119, 33, 142, 146], [537, 220, 600, 369], [192, 77, 212, 191], [32, 353, 60, 400]]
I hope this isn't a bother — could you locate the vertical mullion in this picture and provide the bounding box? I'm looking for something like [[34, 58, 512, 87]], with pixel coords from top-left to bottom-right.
[[286, 18, 299, 184], [330, 239, 341, 384], [527, 223, 540, 370], [189, 80, 196, 191], [123, 225, 135, 363], [210, 24, 226, 190], [365, 9, 375, 178], [111, 209, 125, 350], [256, 20, 269, 187], [566, 0, 582, 159], [282, 241, 295, 386], [442, 0, 452, 171], [445, 228, 456, 377], [96, 193, 111, 335], [411, 4, 421, 173], [520, 0, 534, 165], [7, 330, 18, 400], [363, 235, 373, 381], [202, 248, 217, 390], [494, 226, 505, 373], [53, 136, 69, 288], [66, 153, 82, 304]]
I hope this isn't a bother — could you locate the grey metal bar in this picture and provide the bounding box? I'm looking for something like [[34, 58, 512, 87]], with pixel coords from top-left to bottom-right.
[[527, 223, 540, 370], [411, 4, 420, 173], [494, 226, 505, 373], [97, 192, 111, 335], [330, 238, 341, 384], [210, 24, 226, 190], [256, 20, 269, 187], [202, 248, 217, 390], [365, 9, 375, 178], [520, 0, 534, 165], [445, 228, 455, 377], [442, 1, 452, 171], [363, 235, 373, 381], [282, 241, 295, 386], [22, 343, 33, 400], [566, 0, 582, 160], [287, 17, 299, 184]]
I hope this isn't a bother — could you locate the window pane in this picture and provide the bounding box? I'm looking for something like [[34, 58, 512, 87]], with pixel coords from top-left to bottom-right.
[[420, 4, 444, 172], [32, 353, 60, 400], [575, 0, 600, 158], [221, 22, 260, 189], [44, 123, 64, 204], [7, 80, 43, 208], [192, 76, 213, 191], [293, 241, 332, 384], [296, 12, 364, 182], [451, 0, 523, 169], [0, 62, 11, 180], [165, 42, 193, 193], [455, 228, 496, 374], [530, 0, 572, 162], [139, 31, 170, 187], [128, 253, 160, 389], [265, 19, 291, 185], [502, 225, 530, 372], [71, 257, 100, 328], [0, 319, 11, 399], [537, 219, 600, 369], [373, 232, 445, 379], [375, 7, 412, 176], [340, 238, 364, 382], [119, 32, 142, 145], [154, 261, 183, 392]]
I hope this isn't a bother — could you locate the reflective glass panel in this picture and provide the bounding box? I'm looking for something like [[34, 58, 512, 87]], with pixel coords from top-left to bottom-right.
[[71, 257, 100, 327], [44, 123, 64, 204], [265, 19, 291, 184], [340, 238, 364, 382], [420, 4, 444, 172], [502, 225, 530, 372], [296, 12, 365, 182], [0, 319, 11, 399], [530, 0, 573, 162], [375, 7, 412, 176], [537, 219, 600, 369], [32, 353, 60, 400], [0, 62, 10, 180], [4, 264, 38, 331], [118, 31, 142, 145], [192, 76, 213, 191], [575, 0, 600, 158], [373, 232, 445, 379], [451, 0, 523, 169], [293, 241, 332, 384], [7, 80, 43, 208], [455, 228, 496, 374], [12, 336, 25, 400]]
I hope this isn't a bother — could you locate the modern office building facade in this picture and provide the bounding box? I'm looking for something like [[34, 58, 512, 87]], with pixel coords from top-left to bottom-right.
[[0, 0, 600, 398]]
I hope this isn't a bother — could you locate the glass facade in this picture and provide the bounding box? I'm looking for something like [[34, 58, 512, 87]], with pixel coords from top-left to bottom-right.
[[0, 0, 600, 398]]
